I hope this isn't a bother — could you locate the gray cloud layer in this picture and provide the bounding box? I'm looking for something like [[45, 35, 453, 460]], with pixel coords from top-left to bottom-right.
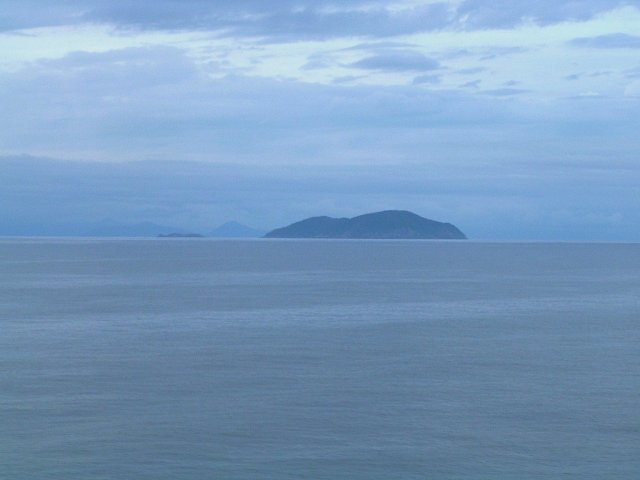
[[2, 45, 637, 161], [1, 0, 634, 38], [0, 46, 517, 161]]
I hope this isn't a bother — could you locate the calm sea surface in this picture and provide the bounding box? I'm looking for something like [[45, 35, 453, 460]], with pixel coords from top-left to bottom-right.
[[1, 239, 639, 479]]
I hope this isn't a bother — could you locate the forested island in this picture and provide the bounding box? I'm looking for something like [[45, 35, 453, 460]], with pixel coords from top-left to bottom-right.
[[264, 210, 466, 239]]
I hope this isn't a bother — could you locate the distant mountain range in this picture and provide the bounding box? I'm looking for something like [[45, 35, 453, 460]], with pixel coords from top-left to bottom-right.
[[1, 214, 463, 239], [265, 210, 466, 239], [86, 221, 187, 237]]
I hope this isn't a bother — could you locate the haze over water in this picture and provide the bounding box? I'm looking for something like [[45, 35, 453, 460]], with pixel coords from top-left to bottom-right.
[[1, 239, 639, 479]]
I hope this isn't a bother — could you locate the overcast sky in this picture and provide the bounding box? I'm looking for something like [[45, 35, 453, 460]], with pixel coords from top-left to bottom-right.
[[1, 0, 639, 239]]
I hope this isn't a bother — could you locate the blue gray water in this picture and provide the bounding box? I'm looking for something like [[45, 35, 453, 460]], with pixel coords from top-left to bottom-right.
[[1, 239, 639, 479]]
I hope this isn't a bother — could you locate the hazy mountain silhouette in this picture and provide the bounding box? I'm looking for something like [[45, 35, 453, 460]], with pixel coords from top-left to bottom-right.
[[265, 210, 466, 239], [86, 220, 187, 237]]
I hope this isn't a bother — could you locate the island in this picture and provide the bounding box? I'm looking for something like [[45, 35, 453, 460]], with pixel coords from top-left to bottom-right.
[[264, 210, 466, 239]]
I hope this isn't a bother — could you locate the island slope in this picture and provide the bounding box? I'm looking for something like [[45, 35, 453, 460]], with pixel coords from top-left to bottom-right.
[[265, 210, 466, 239]]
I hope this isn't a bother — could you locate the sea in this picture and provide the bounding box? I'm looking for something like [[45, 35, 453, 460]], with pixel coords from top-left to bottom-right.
[[1, 238, 639, 479]]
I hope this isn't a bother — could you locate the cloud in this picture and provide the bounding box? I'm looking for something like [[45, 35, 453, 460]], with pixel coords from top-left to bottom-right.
[[456, 67, 488, 75], [626, 66, 640, 78], [1, 0, 635, 39], [233, 2, 453, 40], [1, 0, 454, 39], [341, 41, 419, 52], [300, 54, 334, 71], [332, 75, 368, 84], [0, 2, 80, 31], [349, 51, 440, 72], [1, 46, 638, 162], [412, 74, 441, 85], [570, 33, 640, 49], [0, 46, 518, 162], [461, 79, 481, 88], [440, 46, 528, 61], [456, 0, 632, 29], [480, 88, 529, 96]]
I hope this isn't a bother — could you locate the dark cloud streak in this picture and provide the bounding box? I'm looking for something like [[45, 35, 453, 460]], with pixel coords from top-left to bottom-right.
[[570, 33, 640, 49], [349, 51, 440, 72]]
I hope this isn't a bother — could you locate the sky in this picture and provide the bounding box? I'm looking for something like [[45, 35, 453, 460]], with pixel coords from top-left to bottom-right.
[[1, 0, 639, 239]]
